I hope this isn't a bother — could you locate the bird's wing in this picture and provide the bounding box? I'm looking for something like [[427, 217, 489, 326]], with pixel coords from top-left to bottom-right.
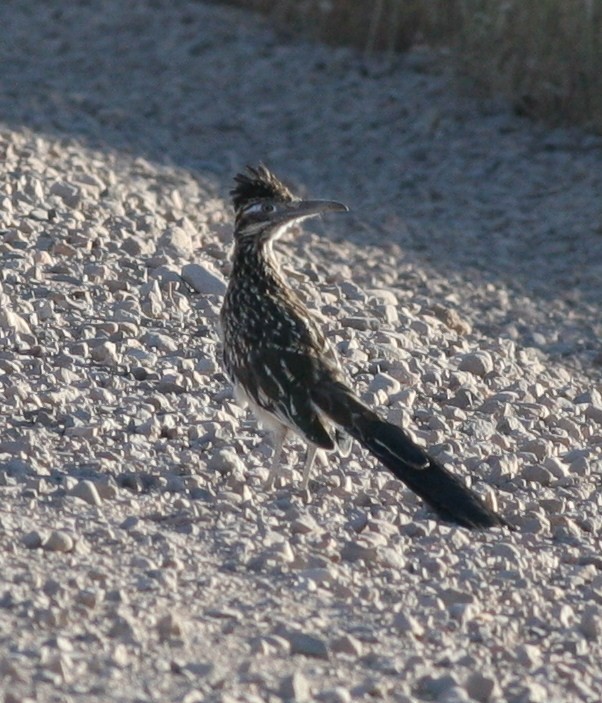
[[238, 344, 335, 450]]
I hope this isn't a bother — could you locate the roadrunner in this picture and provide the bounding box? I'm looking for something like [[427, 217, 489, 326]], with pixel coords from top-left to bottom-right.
[[220, 165, 506, 529]]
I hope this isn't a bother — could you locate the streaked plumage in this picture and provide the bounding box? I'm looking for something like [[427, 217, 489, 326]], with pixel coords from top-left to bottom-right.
[[220, 165, 507, 529]]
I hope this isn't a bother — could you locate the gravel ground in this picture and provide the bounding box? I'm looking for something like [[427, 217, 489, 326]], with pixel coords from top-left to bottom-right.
[[1, 1, 602, 702]]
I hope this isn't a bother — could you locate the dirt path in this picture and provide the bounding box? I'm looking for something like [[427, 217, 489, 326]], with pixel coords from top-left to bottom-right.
[[1, 2, 601, 702]]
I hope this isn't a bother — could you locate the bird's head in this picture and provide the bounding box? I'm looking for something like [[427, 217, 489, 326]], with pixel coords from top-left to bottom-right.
[[231, 165, 348, 246]]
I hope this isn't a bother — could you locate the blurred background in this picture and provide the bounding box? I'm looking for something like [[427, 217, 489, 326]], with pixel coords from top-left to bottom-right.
[[221, 0, 602, 133]]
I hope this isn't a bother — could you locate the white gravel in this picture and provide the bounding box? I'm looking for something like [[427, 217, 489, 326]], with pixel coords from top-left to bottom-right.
[[1, 1, 602, 702]]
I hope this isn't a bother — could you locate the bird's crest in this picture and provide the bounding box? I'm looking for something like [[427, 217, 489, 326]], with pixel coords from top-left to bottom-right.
[[231, 164, 295, 211]]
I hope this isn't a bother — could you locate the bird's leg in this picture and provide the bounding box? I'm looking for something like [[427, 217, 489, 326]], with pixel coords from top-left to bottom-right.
[[264, 426, 288, 490], [301, 445, 318, 490]]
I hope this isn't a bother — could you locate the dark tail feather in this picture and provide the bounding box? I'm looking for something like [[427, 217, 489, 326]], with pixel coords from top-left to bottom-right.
[[313, 382, 507, 529], [360, 417, 506, 528]]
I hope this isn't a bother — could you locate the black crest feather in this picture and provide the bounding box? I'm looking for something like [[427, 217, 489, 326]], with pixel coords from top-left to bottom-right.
[[231, 164, 295, 211]]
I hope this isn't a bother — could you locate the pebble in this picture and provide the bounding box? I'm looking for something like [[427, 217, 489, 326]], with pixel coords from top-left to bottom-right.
[[522, 464, 553, 486], [578, 607, 601, 640], [428, 304, 472, 335], [331, 634, 363, 656], [90, 340, 120, 365], [340, 541, 378, 563], [290, 514, 320, 534], [156, 613, 184, 641], [157, 226, 193, 259], [279, 672, 311, 702], [584, 404, 602, 424], [392, 612, 424, 638], [368, 373, 401, 395], [42, 531, 75, 553], [465, 672, 497, 702], [339, 316, 370, 331], [316, 687, 352, 703], [418, 674, 458, 699], [181, 262, 226, 295], [49, 180, 81, 208], [76, 589, 103, 609], [515, 644, 542, 668], [458, 351, 494, 376], [0, 309, 32, 335], [285, 632, 329, 659], [22, 530, 44, 549], [208, 448, 246, 477], [69, 480, 103, 507]]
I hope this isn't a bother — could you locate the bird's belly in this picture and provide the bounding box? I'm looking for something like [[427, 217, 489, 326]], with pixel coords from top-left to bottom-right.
[[232, 381, 286, 435]]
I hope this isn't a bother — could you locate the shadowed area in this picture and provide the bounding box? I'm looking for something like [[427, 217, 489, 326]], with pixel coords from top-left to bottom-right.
[[1, 0, 601, 377]]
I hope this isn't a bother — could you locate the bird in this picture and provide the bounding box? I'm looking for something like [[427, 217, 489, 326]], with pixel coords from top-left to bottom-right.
[[219, 164, 507, 529]]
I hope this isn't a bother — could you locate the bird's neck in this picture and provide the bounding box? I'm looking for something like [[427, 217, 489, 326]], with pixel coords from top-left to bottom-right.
[[231, 231, 287, 289]]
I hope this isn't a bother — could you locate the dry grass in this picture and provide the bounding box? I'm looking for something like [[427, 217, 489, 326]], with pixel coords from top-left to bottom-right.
[[221, 0, 602, 132], [454, 0, 602, 132]]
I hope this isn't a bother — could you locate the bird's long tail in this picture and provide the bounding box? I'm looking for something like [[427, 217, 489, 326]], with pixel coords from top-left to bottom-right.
[[312, 381, 507, 529]]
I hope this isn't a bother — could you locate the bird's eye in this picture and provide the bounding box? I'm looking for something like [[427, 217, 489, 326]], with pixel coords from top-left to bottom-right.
[[262, 203, 275, 213]]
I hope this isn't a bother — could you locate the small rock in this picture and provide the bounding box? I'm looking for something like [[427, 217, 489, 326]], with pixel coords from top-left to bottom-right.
[[368, 373, 401, 395], [340, 316, 373, 331], [181, 262, 226, 295], [141, 331, 179, 352], [340, 541, 377, 563], [418, 674, 458, 699], [76, 589, 103, 609], [578, 606, 600, 640], [584, 404, 602, 425], [339, 281, 366, 301], [157, 613, 184, 641], [280, 672, 311, 702], [515, 644, 542, 668], [69, 480, 102, 507], [50, 180, 81, 208], [428, 304, 472, 335], [42, 530, 74, 553], [140, 280, 164, 317], [22, 530, 44, 549], [208, 448, 245, 477], [316, 687, 352, 703], [285, 632, 329, 659], [458, 352, 494, 377], [522, 464, 552, 486], [90, 340, 120, 365], [0, 309, 31, 335], [465, 672, 496, 702], [331, 634, 363, 656], [392, 612, 424, 638], [157, 226, 193, 259]]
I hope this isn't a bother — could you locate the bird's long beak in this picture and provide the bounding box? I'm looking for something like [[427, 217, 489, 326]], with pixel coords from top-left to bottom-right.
[[274, 199, 349, 225]]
